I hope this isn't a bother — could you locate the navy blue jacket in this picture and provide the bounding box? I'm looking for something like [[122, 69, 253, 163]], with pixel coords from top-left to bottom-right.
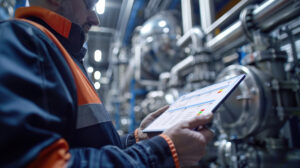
[[0, 7, 175, 168]]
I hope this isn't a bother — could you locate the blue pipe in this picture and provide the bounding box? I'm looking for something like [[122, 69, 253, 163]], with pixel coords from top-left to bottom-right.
[[168, 0, 180, 10], [129, 78, 147, 132], [123, 0, 145, 45], [129, 79, 136, 132], [15, 0, 27, 10]]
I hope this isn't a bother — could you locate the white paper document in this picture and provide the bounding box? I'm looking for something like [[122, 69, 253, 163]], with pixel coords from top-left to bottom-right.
[[143, 74, 245, 132]]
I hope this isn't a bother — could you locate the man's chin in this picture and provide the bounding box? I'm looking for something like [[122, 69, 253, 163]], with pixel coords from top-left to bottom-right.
[[83, 24, 91, 33]]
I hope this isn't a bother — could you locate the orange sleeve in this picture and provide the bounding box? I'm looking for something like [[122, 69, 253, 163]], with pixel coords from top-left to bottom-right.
[[27, 139, 71, 168], [134, 129, 140, 142]]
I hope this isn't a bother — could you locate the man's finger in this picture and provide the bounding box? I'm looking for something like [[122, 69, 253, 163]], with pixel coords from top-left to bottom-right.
[[185, 113, 213, 129], [199, 128, 214, 142], [150, 105, 169, 118]]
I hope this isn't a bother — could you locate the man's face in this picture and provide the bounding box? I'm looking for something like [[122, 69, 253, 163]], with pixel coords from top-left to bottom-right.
[[60, 0, 99, 34]]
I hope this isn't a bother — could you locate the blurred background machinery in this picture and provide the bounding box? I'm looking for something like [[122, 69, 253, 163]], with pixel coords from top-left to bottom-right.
[[0, 0, 15, 19], [100, 0, 300, 167], [2, 0, 300, 167]]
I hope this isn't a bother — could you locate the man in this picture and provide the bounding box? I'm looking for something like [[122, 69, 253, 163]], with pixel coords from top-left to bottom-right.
[[0, 0, 214, 167]]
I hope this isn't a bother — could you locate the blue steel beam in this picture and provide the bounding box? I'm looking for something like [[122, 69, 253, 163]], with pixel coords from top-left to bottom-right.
[[123, 0, 145, 45]]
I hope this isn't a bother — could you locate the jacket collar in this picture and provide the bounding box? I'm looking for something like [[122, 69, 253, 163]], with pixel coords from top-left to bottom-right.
[[15, 6, 86, 61]]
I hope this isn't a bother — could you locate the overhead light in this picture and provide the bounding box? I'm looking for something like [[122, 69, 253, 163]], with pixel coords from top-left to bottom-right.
[[113, 47, 119, 55], [94, 49, 102, 62], [87, 66, 94, 73], [96, 0, 105, 15], [146, 37, 153, 43], [94, 82, 101, 90], [141, 24, 151, 34], [26, 0, 30, 6], [158, 20, 167, 27], [121, 118, 129, 125], [163, 27, 169, 33], [94, 71, 101, 80]]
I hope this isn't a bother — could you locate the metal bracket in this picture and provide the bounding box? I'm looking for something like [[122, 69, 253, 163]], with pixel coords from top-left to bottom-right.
[[240, 5, 256, 42]]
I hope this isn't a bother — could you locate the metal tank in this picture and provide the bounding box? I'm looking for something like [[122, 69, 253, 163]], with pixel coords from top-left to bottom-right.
[[132, 11, 184, 81], [215, 64, 280, 139]]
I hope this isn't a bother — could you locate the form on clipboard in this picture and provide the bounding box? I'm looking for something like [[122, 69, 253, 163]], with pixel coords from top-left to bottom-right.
[[143, 74, 246, 133]]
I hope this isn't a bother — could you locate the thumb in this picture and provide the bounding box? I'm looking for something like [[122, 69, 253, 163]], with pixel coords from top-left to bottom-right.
[[150, 105, 169, 118], [185, 113, 213, 129], [140, 105, 169, 130]]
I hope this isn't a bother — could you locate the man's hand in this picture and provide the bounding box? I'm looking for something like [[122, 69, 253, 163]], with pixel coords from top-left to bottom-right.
[[163, 113, 214, 166], [136, 105, 169, 141]]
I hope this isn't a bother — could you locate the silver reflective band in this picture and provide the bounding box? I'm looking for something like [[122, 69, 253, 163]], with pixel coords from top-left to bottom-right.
[[77, 103, 111, 129]]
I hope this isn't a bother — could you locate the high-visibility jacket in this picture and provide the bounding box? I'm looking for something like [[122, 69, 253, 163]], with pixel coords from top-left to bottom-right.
[[0, 6, 176, 168]]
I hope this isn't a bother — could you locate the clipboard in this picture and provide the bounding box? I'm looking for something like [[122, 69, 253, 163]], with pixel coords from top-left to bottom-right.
[[143, 74, 246, 133]]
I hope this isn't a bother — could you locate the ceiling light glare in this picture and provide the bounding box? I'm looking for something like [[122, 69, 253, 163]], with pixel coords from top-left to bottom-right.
[[94, 82, 101, 90], [141, 24, 151, 34], [96, 0, 105, 15], [87, 66, 94, 73], [94, 49, 102, 62], [146, 37, 153, 43], [158, 20, 167, 27], [94, 71, 101, 80], [163, 27, 169, 33]]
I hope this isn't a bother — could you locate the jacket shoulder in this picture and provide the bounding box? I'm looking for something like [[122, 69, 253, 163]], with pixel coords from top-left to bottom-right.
[[0, 19, 57, 48]]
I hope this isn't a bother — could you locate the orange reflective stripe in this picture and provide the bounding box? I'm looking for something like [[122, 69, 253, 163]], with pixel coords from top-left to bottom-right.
[[15, 7, 72, 39], [16, 19, 101, 105], [27, 139, 71, 168], [134, 129, 140, 142], [159, 134, 180, 168]]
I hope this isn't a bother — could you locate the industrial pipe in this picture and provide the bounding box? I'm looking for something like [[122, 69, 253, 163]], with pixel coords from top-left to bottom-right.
[[205, 0, 254, 35], [206, 0, 300, 52], [170, 55, 194, 76], [253, 0, 300, 31], [199, 0, 215, 34], [206, 21, 244, 52], [176, 27, 205, 52], [181, 0, 193, 34]]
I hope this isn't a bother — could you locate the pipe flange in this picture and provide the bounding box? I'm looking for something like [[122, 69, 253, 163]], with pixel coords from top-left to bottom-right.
[[240, 5, 257, 42]]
